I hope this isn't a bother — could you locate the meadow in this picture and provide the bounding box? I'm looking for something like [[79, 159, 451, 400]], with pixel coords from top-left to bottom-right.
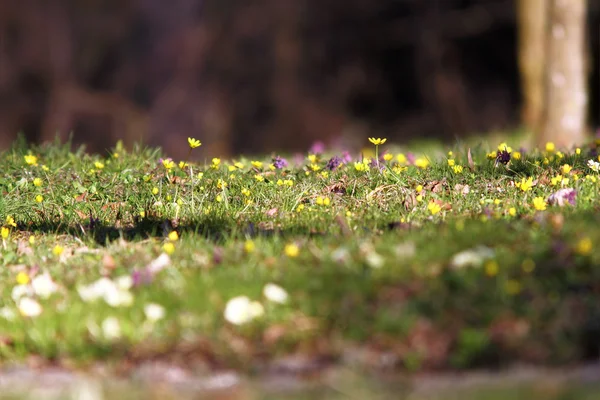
[[0, 134, 599, 375]]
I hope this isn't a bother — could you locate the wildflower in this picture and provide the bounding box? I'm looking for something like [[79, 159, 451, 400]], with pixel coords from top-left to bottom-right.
[[5, 216, 16, 228], [450, 246, 494, 269], [241, 188, 251, 197], [217, 179, 227, 189], [495, 148, 511, 166], [414, 157, 429, 169], [251, 161, 263, 169], [168, 231, 179, 241], [94, 161, 105, 169], [234, 161, 244, 169], [515, 176, 534, 192], [224, 296, 264, 325], [587, 159, 600, 172], [508, 207, 517, 217], [52, 245, 64, 256], [316, 196, 331, 206], [1, 227, 9, 239], [163, 242, 175, 254], [427, 201, 442, 215], [447, 159, 455, 167], [254, 174, 264, 182], [187, 137, 201, 149], [101, 317, 122, 340], [18, 297, 42, 317], [284, 243, 300, 257], [309, 164, 321, 172], [545, 142, 556, 153], [16, 272, 30, 285], [144, 303, 166, 322], [35, 195, 43, 203], [31, 273, 58, 299], [272, 156, 288, 169], [296, 204, 305, 212], [505, 279, 522, 295], [354, 162, 367, 172], [416, 185, 423, 193], [484, 260, 499, 277], [307, 154, 318, 164], [211, 158, 221, 169], [397, 153, 408, 165], [244, 240, 255, 253], [512, 151, 522, 160], [197, 172, 204, 179], [24, 154, 38, 166], [576, 148, 581, 155], [33, 178, 43, 187], [548, 188, 577, 207], [162, 159, 175, 170], [263, 283, 289, 304], [383, 153, 394, 161], [152, 187, 159, 195], [284, 179, 294, 186], [575, 237, 592, 256], [532, 196, 547, 211], [497, 142, 513, 153], [453, 165, 463, 174], [179, 161, 188, 169], [561, 164, 572, 174], [368, 137, 387, 146], [326, 156, 343, 171]]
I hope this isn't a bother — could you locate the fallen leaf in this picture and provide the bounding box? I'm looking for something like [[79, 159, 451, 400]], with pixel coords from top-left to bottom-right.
[[467, 148, 475, 170]]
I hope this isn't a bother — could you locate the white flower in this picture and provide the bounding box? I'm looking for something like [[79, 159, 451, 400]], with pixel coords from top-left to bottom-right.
[[224, 296, 264, 325], [144, 303, 166, 322], [11, 284, 31, 302], [115, 275, 133, 290], [18, 297, 42, 317], [146, 253, 171, 274], [450, 246, 494, 269], [101, 317, 121, 340], [0, 306, 16, 321], [587, 159, 600, 172], [31, 273, 58, 299], [77, 278, 133, 307], [365, 251, 384, 269], [263, 283, 289, 304]]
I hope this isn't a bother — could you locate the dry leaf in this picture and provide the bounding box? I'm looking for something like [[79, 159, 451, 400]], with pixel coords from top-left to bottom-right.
[[454, 184, 470, 195], [467, 148, 475, 170]]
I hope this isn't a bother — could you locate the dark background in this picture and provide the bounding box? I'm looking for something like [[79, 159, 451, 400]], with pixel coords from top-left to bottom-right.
[[0, 0, 598, 159]]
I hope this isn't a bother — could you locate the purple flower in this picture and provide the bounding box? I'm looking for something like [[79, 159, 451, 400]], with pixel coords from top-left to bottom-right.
[[495, 149, 511, 165], [548, 188, 577, 207], [272, 156, 288, 169], [341, 151, 353, 163], [326, 156, 343, 171], [309, 141, 326, 154]]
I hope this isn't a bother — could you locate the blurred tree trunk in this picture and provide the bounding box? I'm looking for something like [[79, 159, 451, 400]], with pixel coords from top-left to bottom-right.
[[517, 0, 548, 132], [539, 0, 588, 148]]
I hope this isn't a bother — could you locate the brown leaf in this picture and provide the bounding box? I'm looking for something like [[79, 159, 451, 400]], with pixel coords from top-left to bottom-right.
[[403, 192, 417, 210], [426, 179, 447, 193], [454, 184, 470, 195], [75, 192, 87, 202], [467, 148, 475, 170]]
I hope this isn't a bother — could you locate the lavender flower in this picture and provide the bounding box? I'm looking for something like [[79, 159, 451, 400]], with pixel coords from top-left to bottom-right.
[[548, 188, 577, 207], [326, 156, 343, 171], [495, 149, 511, 166], [309, 141, 325, 154], [272, 156, 288, 169]]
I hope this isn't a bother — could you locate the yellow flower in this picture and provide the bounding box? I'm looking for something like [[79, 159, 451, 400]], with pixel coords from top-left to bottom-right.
[[16, 272, 30, 285], [575, 237, 592, 256], [188, 137, 201, 149], [217, 179, 227, 189], [241, 188, 251, 197], [296, 204, 305, 212], [532, 196, 547, 211], [168, 231, 179, 241], [545, 142, 555, 153], [162, 159, 175, 170], [309, 164, 321, 172], [179, 161, 188, 169], [487, 151, 497, 159], [447, 159, 455, 167], [5, 216, 16, 227], [35, 195, 43, 203], [307, 154, 318, 164], [354, 162, 367, 172], [484, 260, 499, 277], [211, 158, 221, 168], [515, 176, 534, 192], [1, 227, 9, 239], [284, 243, 300, 257], [396, 153, 407, 165], [24, 154, 38, 166], [453, 165, 463, 174], [216, 195, 223, 202], [33, 178, 43, 187], [244, 240, 255, 253], [163, 242, 175, 255], [234, 161, 244, 169], [94, 161, 105, 169], [505, 279, 522, 295], [414, 157, 429, 169], [52, 245, 64, 256], [251, 161, 263, 169], [497, 142, 512, 153], [561, 164, 572, 174], [254, 174, 264, 182], [508, 207, 517, 217], [576, 148, 581, 155], [284, 179, 294, 187], [368, 137, 387, 145], [29, 235, 35, 245], [383, 153, 393, 161], [512, 151, 521, 160], [316, 196, 331, 206], [416, 185, 423, 193], [427, 201, 442, 215], [152, 187, 159, 195]]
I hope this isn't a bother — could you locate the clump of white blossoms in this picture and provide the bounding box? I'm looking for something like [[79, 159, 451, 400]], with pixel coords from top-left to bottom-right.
[[101, 317, 122, 340], [31, 273, 58, 299], [263, 283, 289, 304], [18, 297, 42, 317], [224, 296, 264, 325], [77, 276, 133, 307], [144, 303, 166, 322], [587, 159, 600, 172]]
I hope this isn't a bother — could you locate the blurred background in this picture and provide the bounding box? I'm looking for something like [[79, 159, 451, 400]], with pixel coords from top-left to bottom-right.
[[0, 0, 598, 159]]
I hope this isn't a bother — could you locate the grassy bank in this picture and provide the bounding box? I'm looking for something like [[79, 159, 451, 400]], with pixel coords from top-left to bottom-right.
[[0, 135, 599, 372]]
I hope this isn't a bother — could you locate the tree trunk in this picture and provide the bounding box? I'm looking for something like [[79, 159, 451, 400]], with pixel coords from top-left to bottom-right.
[[539, 0, 588, 148], [517, 0, 548, 132]]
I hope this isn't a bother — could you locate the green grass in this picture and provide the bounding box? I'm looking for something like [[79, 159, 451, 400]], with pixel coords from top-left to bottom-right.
[[0, 135, 600, 372]]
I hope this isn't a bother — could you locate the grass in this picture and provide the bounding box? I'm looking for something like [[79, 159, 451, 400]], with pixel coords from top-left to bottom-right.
[[0, 134, 600, 373]]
